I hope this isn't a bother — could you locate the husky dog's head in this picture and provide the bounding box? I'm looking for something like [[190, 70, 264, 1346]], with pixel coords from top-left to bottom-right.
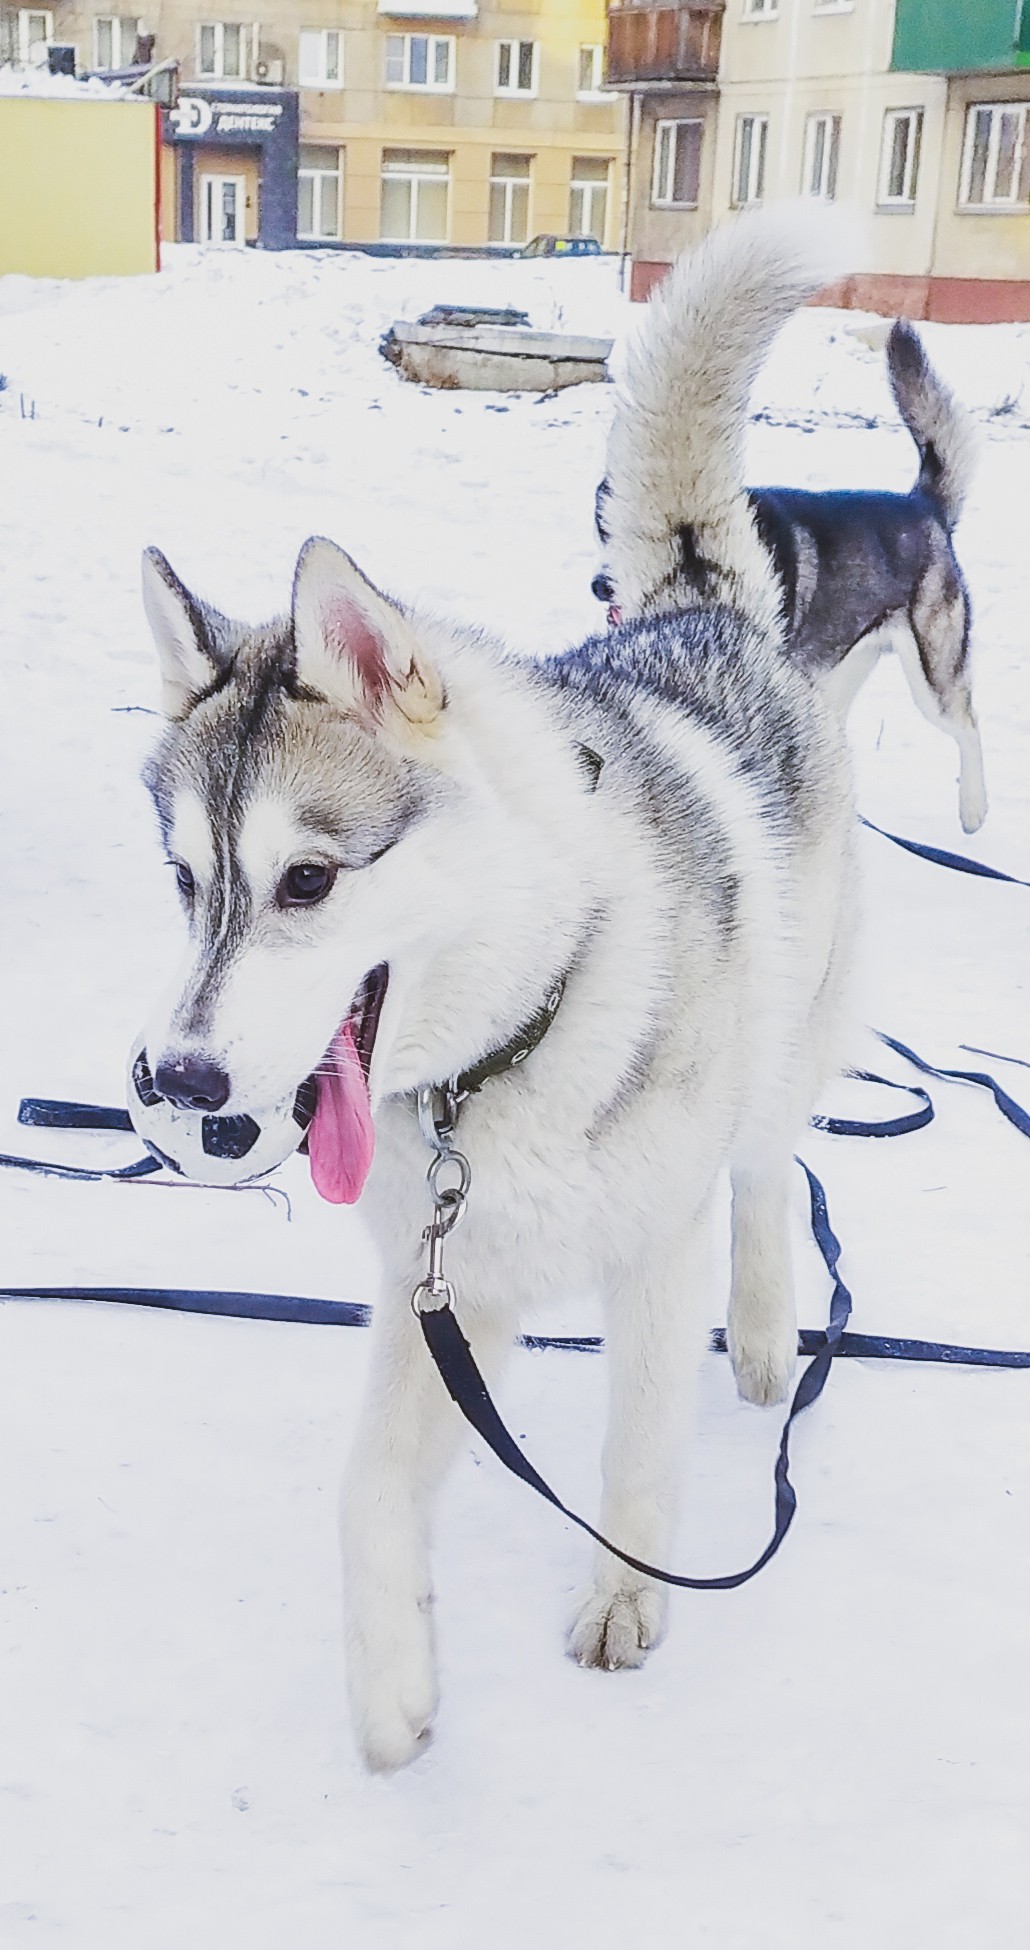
[[130, 537, 448, 1203], [129, 536, 586, 1203]]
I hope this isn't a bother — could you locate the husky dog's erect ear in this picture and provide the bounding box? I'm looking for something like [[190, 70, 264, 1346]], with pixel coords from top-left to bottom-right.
[[291, 536, 443, 729], [141, 548, 222, 720]]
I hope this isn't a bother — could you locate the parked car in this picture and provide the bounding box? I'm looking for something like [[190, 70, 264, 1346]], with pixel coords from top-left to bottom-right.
[[519, 234, 602, 258]]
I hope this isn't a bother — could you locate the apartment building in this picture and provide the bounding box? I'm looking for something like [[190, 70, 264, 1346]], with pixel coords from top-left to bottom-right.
[[608, 0, 1030, 319], [1, 0, 625, 249]]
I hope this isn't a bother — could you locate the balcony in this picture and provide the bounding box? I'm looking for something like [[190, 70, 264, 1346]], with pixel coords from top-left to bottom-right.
[[892, 0, 1030, 74], [605, 1, 723, 89]]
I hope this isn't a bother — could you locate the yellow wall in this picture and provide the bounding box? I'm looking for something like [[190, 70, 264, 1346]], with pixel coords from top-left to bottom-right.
[[300, 0, 624, 245], [0, 97, 158, 278]]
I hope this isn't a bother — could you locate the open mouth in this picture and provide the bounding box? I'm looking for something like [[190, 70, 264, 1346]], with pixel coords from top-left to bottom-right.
[[607, 604, 623, 629], [306, 963, 390, 1206]]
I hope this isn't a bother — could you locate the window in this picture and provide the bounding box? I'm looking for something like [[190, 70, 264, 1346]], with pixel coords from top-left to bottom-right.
[[812, 0, 853, 11], [732, 113, 767, 204], [197, 21, 248, 77], [577, 43, 608, 96], [878, 107, 922, 207], [380, 148, 450, 241], [569, 155, 611, 241], [742, 0, 777, 18], [299, 27, 342, 86], [652, 119, 702, 207], [802, 112, 840, 198], [298, 144, 342, 238], [16, 8, 52, 61], [93, 15, 139, 66], [495, 39, 535, 95], [384, 33, 454, 90], [489, 152, 531, 244], [959, 102, 1030, 209]]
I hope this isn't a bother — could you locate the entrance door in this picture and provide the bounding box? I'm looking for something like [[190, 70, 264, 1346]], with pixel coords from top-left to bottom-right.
[[198, 174, 247, 244]]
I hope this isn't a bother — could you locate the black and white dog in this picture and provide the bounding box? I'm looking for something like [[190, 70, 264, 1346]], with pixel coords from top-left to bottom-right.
[[594, 320, 986, 831]]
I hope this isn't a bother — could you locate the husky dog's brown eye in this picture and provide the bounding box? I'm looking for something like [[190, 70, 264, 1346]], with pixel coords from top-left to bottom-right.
[[279, 862, 337, 907], [174, 861, 195, 899]]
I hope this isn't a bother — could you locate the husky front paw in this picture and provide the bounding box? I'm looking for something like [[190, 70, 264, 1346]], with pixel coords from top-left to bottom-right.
[[346, 1602, 439, 1774], [566, 1580, 667, 1671], [728, 1321, 796, 1407]]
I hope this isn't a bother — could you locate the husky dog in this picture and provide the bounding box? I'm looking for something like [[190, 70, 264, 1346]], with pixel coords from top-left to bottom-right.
[[593, 318, 986, 832], [134, 206, 855, 1772]]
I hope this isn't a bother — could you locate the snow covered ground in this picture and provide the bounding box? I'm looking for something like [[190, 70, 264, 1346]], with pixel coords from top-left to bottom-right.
[[1, 246, 1028, 1949]]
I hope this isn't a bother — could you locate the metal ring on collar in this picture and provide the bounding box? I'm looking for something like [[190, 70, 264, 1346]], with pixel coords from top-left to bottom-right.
[[427, 1151, 471, 1204]]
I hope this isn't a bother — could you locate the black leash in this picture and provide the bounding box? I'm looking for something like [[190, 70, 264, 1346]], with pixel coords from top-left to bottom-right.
[[417, 1160, 850, 1590]]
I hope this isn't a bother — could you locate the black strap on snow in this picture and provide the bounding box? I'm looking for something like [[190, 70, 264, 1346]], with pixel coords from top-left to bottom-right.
[[7, 1095, 159, 1181], [861, 818, 1030, 888], [5, 1284, 1027, 1372], [0, 1149, 161, 1183], [811, 1067, 933, 1139], [877, 1033, 1030, 1141]]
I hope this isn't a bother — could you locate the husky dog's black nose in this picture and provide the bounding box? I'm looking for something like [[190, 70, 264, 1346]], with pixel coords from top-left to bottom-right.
[[153, 1053, 231, 1112], [591, 573, 615, 604]]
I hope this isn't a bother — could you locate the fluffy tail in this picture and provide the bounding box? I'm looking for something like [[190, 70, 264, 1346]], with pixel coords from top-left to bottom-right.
[[886, 319, 978, 530], [604, 203, 857, 634]]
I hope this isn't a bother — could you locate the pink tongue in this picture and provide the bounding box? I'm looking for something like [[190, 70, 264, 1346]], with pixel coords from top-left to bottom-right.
[[308, 1020, 375, 1205]]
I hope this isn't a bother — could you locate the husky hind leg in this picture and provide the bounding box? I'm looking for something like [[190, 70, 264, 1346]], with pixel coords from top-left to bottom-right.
[[726, 1156, 798, 1408], [897, 559, 986, 833]]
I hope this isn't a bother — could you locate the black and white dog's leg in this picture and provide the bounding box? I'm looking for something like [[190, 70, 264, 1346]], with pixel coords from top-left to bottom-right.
[[726, 1156, 797, 1408], [901, 568, 987, 834], [341, 1288, 515, 1772], [567, 1226, 708, 1671]]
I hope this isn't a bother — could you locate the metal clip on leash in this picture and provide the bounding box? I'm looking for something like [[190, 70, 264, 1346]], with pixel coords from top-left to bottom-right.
[[412, 1084, 471, 1317]]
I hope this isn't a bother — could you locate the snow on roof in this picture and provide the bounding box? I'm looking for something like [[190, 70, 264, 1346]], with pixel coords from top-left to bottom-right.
[[0, 62, 133, 99]]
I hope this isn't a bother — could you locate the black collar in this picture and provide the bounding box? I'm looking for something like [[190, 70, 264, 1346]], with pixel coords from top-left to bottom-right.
[[451, 975, 566, 1105]]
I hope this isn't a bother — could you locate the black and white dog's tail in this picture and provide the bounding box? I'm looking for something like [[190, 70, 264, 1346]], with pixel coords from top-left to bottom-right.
[[603, 203, 854, 636], [886, 319, 979, 532]]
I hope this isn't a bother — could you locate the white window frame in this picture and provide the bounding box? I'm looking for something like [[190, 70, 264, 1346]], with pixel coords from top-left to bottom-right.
[[959, 101, 1029, 209], [488, 152, 531, 244], [17, 9, 53, 62], [384, 32, 454, 92], [576, 42, 610, 99], [878, 106, 922, 208], [811, 0, 853, 12], [298, 145, 342, 238], [802, 111, 840, 198], [380, 150, 451, 241], [651, 117, 703, 209], [569, 156, 611, 241], [298, 27, 343, 87], [741, 0, 778, 20], [93, 15, 140, 67], [196, 20, 250, 78], [732, 112, 767, 205], [495, 38, 536, 97]]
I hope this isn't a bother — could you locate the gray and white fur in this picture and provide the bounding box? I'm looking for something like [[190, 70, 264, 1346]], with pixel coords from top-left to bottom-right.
[[596, 301, 985, 831], [134, 205, 856, 1771]]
